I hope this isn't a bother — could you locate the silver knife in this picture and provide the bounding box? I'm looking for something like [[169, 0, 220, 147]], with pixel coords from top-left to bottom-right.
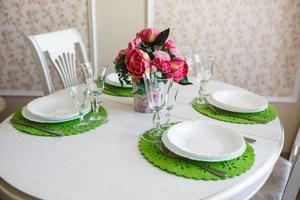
[[11, 119, 64, 136]]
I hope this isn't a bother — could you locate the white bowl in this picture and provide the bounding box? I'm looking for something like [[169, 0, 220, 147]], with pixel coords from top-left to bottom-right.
[[208, 90, 268, 113], [162, 121, 246, 162]]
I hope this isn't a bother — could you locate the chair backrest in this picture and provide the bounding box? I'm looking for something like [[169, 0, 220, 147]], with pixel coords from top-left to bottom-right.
[[282, 142, 300, 200], [26, 28, 89, 95], [282, 152, 300, 200]]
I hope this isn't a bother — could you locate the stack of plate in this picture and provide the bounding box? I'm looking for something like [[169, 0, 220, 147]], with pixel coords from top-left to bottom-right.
[[207, 90, 268, 113], [162, 121, 246, 162], [105, 73, 132, 88], [23, 89, 90, 123]]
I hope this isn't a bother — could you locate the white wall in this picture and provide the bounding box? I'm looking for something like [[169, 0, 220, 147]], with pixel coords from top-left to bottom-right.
[[95, 0, 147, 71]]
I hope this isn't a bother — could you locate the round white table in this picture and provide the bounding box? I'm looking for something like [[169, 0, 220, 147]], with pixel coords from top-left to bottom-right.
[[0, 80, 284, 200]]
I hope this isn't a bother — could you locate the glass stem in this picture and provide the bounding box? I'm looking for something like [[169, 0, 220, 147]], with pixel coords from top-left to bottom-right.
[[79, 107, 84, 124], [166, 109, 171, 124], [153, 111, 161, 130], [91, 97, 99, 118], [198, 81, 207, 104]]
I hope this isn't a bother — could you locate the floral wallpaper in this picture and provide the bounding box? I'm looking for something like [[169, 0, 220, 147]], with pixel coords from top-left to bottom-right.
[[1, 0, 299, 98], [153, 0, 300, 97], [0, 0, 89, 92]]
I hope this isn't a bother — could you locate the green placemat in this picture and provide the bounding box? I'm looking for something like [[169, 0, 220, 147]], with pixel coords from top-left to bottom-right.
[[11, 106, 108, 137], [139, 124, 255, 180], [192, 98, 277, 124], [103, 83, 133, 97]]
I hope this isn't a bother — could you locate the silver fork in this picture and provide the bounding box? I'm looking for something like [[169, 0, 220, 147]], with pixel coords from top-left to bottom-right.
[[154, 141, 228, 178]]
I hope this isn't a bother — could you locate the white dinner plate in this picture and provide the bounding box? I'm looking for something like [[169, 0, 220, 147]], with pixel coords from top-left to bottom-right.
[[207, 90, 268, 113], [105, 73, 132, 88], [26, 89, 90, 121], [162, 121, 246, 162]]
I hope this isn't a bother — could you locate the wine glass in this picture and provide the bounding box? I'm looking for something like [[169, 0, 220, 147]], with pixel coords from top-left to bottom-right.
[[81, 62, 108, 121], [193, 55, 216, 104], [69, 85, 88, 130], [143, 71, 172, 139], [165, 86, 179, 124]]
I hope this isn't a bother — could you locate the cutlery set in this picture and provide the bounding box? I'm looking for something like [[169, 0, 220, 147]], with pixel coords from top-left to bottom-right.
[[11, 119, 64, 136], [154, 141, 228, 178], [207, 104, 269, 124]]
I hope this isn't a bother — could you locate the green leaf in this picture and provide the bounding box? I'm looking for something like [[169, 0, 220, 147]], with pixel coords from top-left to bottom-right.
[[153, 44, 163, 51], [146, 47, 152, 53], [115, 56, 132, 87], [178, 76, 193, 85], [154, 28, 170, 45], [132, 79, 147, 95], [141, 42, 150, 48], [115, 56, 126, 71]]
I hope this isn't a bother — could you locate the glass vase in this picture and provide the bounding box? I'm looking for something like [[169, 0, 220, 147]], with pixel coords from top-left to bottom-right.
[[132, 80, 152, 113]]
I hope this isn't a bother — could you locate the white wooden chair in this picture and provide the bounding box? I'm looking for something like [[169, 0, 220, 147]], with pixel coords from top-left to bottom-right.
[[26, 28, 89, 95], [252, 127, 300, 200]]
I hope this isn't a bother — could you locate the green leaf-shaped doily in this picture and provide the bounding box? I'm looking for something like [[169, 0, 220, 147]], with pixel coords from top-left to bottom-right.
[[192, 98, 277, 124], [11, 106, 108, 137], [139, 125, 255, 180], [103, 83, 133, 97]]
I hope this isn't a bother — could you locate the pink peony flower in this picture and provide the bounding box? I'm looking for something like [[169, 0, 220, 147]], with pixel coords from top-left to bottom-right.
[[159, 61, 172, 74], [164, 39, 176, 49], [152, 57, 161, 66], [153, 50, 171, 62], [126, 48, 150, 79], [128, 37, 142, 50], [137, 27, 160, 43], [151, 51, 172, 74], [114, 49, 127, 63], [169, 48, 183, 59], [170, 58, 188, 82]]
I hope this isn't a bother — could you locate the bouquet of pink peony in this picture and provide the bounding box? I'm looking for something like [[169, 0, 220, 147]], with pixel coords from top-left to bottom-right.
[[114, 27, 191, 94]]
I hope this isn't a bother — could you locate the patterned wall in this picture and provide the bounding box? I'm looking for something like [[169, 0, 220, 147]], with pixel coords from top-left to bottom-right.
[[0, 0, 89, 92], [153, 0, 300, 97], [1, 0, 299, 98]]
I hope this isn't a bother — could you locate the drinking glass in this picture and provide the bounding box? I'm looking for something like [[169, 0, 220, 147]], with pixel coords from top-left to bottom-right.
[[165, 86, 179, 124], [69, 85, 88, 130], [193, 55, 216, 104], [143, 71, 172, 139], [81, 62, 108, 121]]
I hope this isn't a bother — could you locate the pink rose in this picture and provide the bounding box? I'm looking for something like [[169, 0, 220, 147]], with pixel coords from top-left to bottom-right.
[[114, 49, 127, 63], [169, 48, 183, 59], [170, 58, 188, 82], [137, 27, 160, 43], [164, 39, 176, 49], [128, 37, 141, 49], [153, 50, 171, 62], [126, 49, 150, 79]]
